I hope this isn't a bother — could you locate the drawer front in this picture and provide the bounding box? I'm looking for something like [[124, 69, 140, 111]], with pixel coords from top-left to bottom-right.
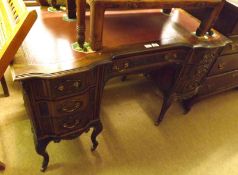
[[209, 53, 238, 75], [36, 90, 90, 118], [198, 70, 238, 95], [40, 112, 91, 135], [49, 91, 89, 117], [111, 49, 186, 74], [49, 70, 96, 98], [51, 113, 91, 135], [32, 69, 97, 100], [221, 36, 238, 55]]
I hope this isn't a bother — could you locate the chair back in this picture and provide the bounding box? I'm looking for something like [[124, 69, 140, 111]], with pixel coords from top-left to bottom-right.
[[0, 0, 37, 79]]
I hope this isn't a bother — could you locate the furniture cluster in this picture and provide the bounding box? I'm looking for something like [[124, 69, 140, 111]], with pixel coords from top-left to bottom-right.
[[3, 0, 238, 172]]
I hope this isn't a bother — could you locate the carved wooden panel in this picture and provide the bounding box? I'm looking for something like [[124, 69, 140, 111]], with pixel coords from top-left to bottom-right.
[[175, 48, 220, 99]]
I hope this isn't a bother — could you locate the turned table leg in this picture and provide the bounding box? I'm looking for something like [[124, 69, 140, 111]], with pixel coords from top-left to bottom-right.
[[35, 138, 51, 172], [196, 0, 225, 36], [76, 0, 86, 49], [91, 120, 103, 151]]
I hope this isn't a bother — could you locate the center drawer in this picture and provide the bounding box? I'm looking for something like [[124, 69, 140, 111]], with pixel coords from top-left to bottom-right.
[[111, 49, 186, 74]]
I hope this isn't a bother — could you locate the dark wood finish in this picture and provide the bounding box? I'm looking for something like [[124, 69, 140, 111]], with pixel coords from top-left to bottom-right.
[[182, 0, 238, 111], [72, 0, 225, 50], [1, 76, 9, 97], [0, 161, 5, 171], [11, 7, 230, 171]]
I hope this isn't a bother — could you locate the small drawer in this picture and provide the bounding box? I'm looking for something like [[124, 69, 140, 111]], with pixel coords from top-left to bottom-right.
[[49, 91, 89, 117], [209, 53, 238, 75], [221, 36, 238, 55], [198, 70, 238, 95], [52, 114, 90, 135], [112, 49, 186, 74], [49, 70, 96, 99]]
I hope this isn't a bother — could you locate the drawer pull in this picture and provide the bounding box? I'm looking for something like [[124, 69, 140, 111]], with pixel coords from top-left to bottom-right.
[[63, 119, 80, 129], [61, 101, 82, 113], [113, 62, 129, 72], [218, 63, 224, 70], [56, 80, 82, 92]]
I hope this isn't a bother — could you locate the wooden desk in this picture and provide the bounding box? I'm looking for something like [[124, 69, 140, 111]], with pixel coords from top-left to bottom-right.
[[71, 0, 226, 50], [11, 7, 229, 171]]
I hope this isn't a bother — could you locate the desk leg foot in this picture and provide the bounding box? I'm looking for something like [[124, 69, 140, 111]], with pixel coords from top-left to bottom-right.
[[156, 96, 172, 125], [91, 121, 103, 151], [36, 139, 51, 172]]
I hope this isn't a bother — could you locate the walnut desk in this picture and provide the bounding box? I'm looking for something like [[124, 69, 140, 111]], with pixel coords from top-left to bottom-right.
[[11, 7, 229, 171]]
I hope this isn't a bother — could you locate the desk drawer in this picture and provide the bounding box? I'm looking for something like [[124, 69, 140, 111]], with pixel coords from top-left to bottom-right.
[[209, 53, 238, 75], [112, 49, 186, 74], [51, 115, 88, 135], [40, 113, 91, 135], [198, 70, 238, 95], [32, 69, 97, 100], [51, 92, 89, 117], [221, 36, 238, 55], [49, 70, 96, 98], [37, 91, 89, 118]]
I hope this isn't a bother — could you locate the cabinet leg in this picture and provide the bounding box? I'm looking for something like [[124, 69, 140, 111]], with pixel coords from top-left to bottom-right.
[[91, 121, 103, 151], [182, 95, 196, 114], [35, 138, 51, 172], [155, 95, 173, 126]]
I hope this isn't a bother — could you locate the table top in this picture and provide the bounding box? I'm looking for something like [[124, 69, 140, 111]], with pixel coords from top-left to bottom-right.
[[87, 0, 223, 7], [11, 7, 229, 80]]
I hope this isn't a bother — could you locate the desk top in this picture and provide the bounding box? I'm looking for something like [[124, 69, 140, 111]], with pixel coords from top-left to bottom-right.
[[11, 7, 229, 80]]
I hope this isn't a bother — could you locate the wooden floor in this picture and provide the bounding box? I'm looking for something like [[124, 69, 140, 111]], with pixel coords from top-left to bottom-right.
[[1, 68, 238, 175]]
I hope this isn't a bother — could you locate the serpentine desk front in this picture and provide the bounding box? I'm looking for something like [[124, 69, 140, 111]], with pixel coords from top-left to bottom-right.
[[11, 7, 230, 171]]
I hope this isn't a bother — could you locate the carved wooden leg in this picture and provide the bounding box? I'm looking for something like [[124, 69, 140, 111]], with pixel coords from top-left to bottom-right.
[[91, 121, 103, 151], [0, 161, 5, 171], [35, 138, 51, 172], [76, 0, 86, 49], [155, 95, 173, 126], [89, 5, 105, 51], [1, 76, 9, 97]]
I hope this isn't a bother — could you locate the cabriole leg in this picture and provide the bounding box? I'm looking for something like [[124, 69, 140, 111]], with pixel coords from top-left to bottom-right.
[[91, 121, 103, 151], [35, 138, 51, 172]]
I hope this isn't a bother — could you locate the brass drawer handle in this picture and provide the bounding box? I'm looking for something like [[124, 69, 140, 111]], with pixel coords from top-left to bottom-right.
[[63, 119, 80, 129], [61, 101, 82, 113], [113, 62, 129, 72], [218, 63, 225, 70], [57, 80, 82, 92]]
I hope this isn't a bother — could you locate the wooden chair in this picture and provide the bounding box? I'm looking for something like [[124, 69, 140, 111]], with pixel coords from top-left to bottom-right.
[[0, 0, 37, 97]]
